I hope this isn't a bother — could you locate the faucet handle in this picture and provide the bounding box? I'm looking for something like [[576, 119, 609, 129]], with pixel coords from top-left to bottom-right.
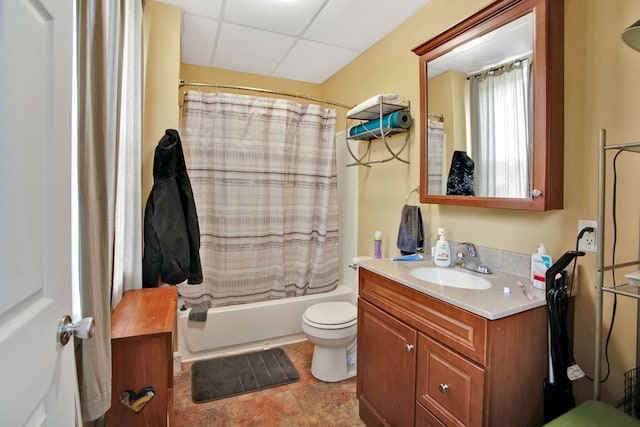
[[459, 242, 478, 257], [477, 265, 491, 274]]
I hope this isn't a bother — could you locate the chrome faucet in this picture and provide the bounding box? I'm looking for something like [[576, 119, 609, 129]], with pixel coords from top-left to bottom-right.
[[457, 243, 491, 274]]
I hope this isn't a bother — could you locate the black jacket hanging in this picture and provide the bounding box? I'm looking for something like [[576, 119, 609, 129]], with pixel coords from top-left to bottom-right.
[[142, 129, 203, 287], [446, 150, 476, 196]]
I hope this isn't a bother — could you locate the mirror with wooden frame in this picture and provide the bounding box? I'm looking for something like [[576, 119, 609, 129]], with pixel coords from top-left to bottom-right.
[[412, 0, 564, 210]]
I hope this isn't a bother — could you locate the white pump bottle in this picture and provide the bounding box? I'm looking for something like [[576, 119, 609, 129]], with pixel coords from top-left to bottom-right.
[[433, 228, 451, 267]]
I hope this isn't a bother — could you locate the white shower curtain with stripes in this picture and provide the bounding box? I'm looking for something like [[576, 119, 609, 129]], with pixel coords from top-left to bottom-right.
[[178, 91, 339, 307]]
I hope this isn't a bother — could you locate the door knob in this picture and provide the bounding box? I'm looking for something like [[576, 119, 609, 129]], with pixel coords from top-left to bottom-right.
[[405, 344, 414, 352], [57, 315, 95, 346]]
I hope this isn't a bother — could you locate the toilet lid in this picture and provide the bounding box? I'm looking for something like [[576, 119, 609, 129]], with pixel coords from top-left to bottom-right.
[[303, 302, 357, 329]]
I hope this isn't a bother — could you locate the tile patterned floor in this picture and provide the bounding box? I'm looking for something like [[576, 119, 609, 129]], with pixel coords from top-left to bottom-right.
[[172, 340, 366, 426]]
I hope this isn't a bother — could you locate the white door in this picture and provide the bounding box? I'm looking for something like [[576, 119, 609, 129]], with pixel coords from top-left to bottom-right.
[[0, 0, 79, 425]]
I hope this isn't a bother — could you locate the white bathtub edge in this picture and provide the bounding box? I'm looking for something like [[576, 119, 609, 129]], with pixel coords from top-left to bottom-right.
[[177, 285, 355, 363]]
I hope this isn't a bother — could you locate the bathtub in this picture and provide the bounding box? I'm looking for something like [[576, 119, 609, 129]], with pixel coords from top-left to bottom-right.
[[176, 284, 356, 363]]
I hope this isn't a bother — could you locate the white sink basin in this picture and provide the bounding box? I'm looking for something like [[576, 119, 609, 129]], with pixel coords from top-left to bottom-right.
[[409, 267, 492, 290]]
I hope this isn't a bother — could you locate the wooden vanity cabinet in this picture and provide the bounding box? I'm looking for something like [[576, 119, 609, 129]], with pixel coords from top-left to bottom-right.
[[357, 268, 547, 427]]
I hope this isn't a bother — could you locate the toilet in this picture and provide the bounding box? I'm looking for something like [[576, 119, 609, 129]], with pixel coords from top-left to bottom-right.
[[302, 301, 358, 382]]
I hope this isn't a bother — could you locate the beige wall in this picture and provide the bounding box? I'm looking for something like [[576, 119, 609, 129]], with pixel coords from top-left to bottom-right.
[[323, 0, 640, 405], [145, 0, 640, 406], [428, 70, 468, 160], [567, 0, 640, 404], [180, 64, 324, 101], [142, 1, 181, 203]]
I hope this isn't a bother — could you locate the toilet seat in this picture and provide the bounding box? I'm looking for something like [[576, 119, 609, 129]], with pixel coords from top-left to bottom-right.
[[303, 301, 357, 330]]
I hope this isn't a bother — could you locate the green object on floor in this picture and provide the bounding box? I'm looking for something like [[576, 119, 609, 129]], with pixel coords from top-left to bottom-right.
[[544, 400, 640, 426], [191, 347, 299, 403]]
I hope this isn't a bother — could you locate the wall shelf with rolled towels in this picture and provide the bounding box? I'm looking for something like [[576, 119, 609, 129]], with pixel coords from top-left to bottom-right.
[[345, 94, 412, 167]]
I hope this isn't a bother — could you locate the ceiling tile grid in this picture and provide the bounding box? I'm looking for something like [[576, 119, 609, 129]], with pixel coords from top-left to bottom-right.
[[158, 0, 430, 84], [181, 14, 218, 67], [214, 23, 298, 76]]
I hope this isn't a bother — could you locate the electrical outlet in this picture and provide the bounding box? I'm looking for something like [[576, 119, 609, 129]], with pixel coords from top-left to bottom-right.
[[577, 220, 597, 252]]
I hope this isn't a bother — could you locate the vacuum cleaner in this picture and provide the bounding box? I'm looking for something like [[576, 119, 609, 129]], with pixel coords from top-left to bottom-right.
[[543, 250, 585, 423]]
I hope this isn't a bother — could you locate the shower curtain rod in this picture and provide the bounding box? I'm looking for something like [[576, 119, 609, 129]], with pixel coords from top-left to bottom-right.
[[179, 79, 354, 110]]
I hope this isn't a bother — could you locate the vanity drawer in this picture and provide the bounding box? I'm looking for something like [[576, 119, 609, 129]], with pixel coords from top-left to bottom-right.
[[416, 334, 484, 427], [359, 268, 488, 365]]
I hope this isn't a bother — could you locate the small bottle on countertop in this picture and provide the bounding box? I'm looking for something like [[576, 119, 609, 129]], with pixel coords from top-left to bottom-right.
[[531, 243, 553, 290], [374, 231, 382, 259], [433, 228, 451, 267]]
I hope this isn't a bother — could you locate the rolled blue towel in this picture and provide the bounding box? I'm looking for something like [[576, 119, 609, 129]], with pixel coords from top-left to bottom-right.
[[188, 307, 208, 322], [348, 110, 413, 139]]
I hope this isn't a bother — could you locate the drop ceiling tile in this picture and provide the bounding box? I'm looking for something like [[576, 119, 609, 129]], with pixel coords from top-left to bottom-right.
[[182, 14, 218, 67], [273, 39, 360, 84], [160, 0, 223, 18], [304, 0, 430, 51], [162, 0, 433, 83], [212, 23, 297, 76], [224, 0, 325, 36]]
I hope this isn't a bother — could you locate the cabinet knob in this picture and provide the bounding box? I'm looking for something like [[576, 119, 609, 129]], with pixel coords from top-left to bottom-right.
[[439, 383, 449, 393], [405, 343, 414, 352]]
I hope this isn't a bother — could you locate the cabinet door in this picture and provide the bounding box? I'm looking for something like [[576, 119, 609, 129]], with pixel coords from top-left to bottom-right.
[[416, 334, 484, 427], [108, 334, 171, 427], [357, 298, 417, 427], [416, 402, 447, 427]]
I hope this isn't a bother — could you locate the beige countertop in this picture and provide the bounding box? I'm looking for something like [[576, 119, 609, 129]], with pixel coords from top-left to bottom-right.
[[358, 257, 546, 320]]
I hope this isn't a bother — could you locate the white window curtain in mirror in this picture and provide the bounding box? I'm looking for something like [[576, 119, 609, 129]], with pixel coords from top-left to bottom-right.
[[76, 0, 142, 421], [178, 91, 339, 308], [470, 58, 532, 198]]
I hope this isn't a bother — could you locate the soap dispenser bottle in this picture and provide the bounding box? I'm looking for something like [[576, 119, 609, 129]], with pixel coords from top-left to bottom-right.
[[434, 228, 451, 267], [531, 243, 553, 290]]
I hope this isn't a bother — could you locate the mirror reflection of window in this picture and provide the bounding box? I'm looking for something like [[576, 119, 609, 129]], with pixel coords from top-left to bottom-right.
[[469, 56, 533, 198]]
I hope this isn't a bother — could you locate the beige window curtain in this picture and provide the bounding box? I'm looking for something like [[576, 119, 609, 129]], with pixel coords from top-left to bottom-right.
[[469, 58, 532, 198], [76, 0, 142, 421]]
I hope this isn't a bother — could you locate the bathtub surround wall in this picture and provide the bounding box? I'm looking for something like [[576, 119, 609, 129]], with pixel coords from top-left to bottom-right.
[[336, 130, 359, 303]]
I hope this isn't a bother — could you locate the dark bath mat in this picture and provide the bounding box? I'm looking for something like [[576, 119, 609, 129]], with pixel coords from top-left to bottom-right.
[[191, 347, 300, 403]]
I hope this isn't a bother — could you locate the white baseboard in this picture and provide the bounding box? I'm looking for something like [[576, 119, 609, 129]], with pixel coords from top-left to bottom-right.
[[173, 351, 182, 375]]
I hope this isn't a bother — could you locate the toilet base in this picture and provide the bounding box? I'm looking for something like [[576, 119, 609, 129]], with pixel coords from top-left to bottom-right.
[[310, 343, 357, 382]]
